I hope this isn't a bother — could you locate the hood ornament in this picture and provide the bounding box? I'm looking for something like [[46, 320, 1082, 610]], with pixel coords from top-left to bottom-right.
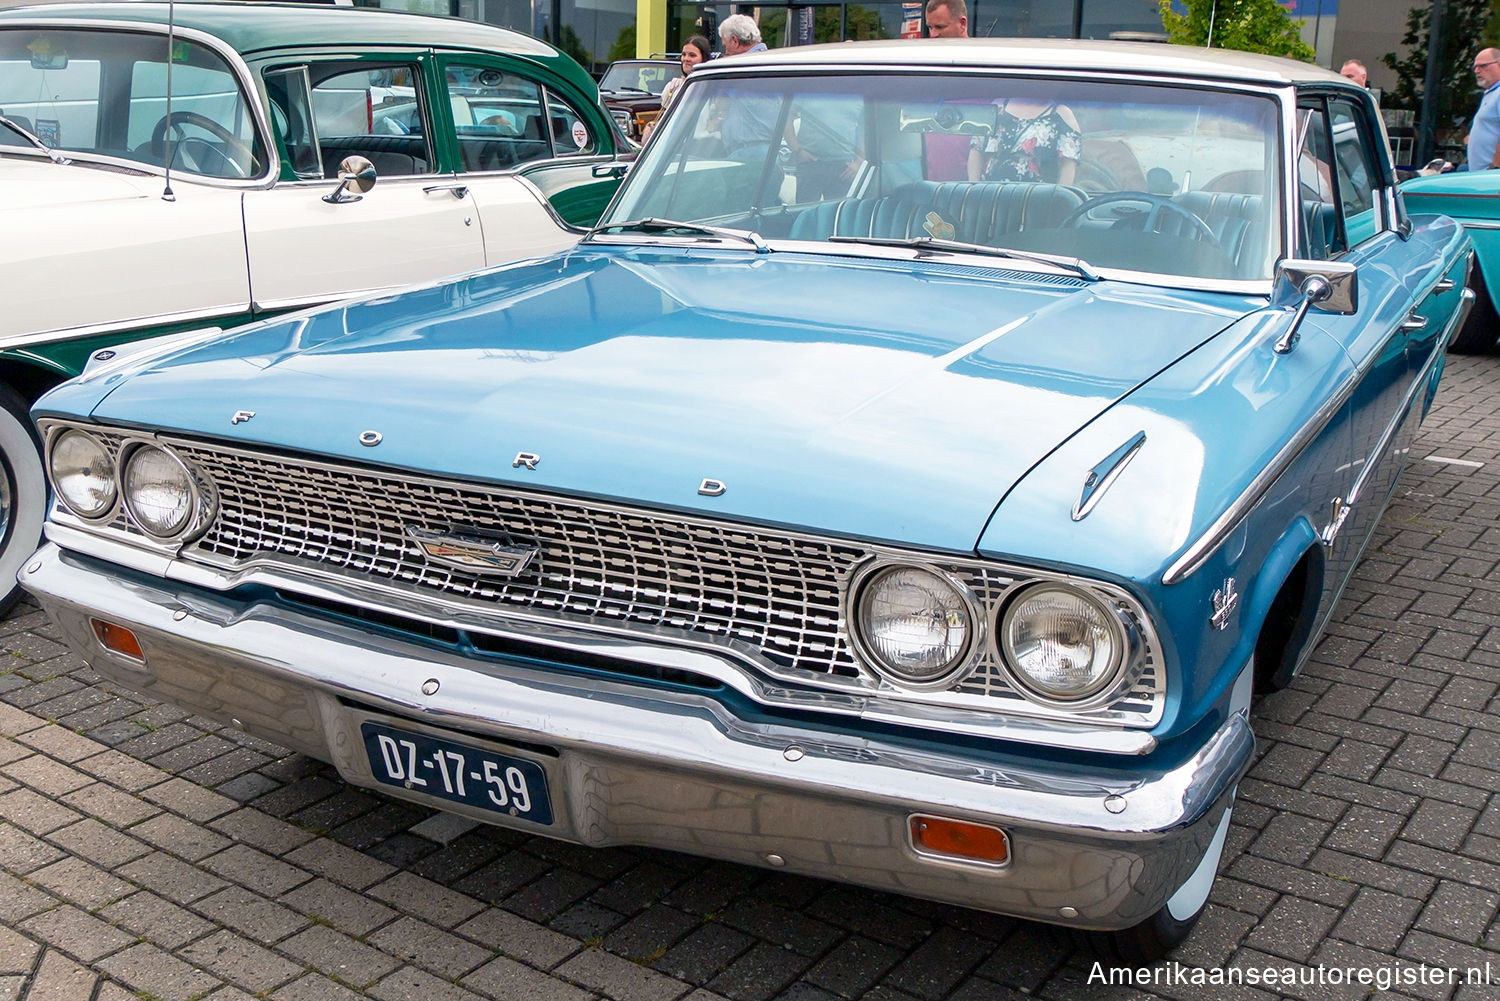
[[407, 526, 539, 577]]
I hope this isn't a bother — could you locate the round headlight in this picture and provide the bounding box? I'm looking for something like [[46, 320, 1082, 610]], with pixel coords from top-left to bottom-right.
[[50, 430, 116, 519], [1001, 584, 1123, 703], [854, 565, 974, 687], [123, 446, 194, 538]]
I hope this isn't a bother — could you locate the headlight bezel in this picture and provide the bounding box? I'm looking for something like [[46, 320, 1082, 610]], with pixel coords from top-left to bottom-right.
[[47, 428, 119, 521], [119, 441, 214, 542], [996, 581, 1145, 711], [846, 560, 983, 691]]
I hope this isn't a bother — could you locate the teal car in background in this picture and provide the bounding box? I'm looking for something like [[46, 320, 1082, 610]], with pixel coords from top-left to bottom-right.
[[1403, 168, 1500, 351], [0, 2, 631, 611]]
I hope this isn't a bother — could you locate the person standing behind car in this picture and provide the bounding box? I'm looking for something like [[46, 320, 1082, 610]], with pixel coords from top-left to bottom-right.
[[715, 15, 783, 166], [925, 0, 967, 38], [643, 35, 710, 143], [1468, 48, 1500, 170], [661, 35, 710, 111]]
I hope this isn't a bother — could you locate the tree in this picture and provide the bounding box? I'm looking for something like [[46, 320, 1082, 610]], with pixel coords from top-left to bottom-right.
[[1384, 0, 1490, 138], [607, 25, 635, 64], [1158, 0, 1315, 61]]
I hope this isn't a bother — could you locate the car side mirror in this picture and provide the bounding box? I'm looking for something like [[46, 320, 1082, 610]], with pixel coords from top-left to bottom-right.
[[1272, 259, 1358, 353], [593, 159, 632, 179], [323, 156, 377, 204]]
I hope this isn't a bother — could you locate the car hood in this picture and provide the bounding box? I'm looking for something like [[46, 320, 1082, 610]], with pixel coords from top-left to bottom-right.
[[81, 247, 1258, 553], [0, 154, 160, 210]]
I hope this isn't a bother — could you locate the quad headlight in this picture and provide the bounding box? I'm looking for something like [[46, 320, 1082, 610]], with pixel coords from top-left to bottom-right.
[[50, 430, 117, 519], [1000, 583, 1129, 704], [852, 564, 976, 688], [122, 445, 198, 538]]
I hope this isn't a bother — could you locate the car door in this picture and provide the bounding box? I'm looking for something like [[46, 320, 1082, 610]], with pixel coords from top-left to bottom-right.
[[434, 54, 623, 241], [0, 26, 253, 340], [1292, 93, 1424, 597], [241, 56, 486, 310]]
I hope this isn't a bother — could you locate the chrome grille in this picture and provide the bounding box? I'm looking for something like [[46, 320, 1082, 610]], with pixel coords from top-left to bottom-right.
[[63, 427, 1164, 725]]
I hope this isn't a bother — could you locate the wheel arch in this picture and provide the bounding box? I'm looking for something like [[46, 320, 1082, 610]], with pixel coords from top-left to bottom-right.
[[1244, 521, 1326, 693]]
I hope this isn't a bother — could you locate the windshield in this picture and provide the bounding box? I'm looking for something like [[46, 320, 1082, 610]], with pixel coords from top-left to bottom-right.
[[599, 62, 681, 95], [605, 72, 1283, 282]]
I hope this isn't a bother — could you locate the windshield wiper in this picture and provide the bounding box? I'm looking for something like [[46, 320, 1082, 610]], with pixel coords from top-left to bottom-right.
[[827, 234, 1096, 281], [0, 114, 69, 164], [588, 217, 769, 254]]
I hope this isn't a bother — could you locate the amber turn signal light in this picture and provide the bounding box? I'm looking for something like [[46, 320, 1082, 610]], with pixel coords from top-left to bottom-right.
[[91, 619, 145, 661], [909, 814, 1009, 865]]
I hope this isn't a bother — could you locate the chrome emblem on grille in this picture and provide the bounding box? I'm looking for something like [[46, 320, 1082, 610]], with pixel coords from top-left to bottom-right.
[[231, 410, 255, 425], [406, 527, 539, 576]]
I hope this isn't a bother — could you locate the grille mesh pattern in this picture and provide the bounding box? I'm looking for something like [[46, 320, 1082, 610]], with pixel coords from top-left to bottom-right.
[[69, 428, 1162, 723]]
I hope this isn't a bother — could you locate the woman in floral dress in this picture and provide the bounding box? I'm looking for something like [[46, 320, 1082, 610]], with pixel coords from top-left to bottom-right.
[[967, 98, 1083, 185]]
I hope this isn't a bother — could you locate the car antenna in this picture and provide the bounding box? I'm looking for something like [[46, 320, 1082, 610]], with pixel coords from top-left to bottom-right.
[[162, 0, 176, 201], [1206, 0, 1217, 48]]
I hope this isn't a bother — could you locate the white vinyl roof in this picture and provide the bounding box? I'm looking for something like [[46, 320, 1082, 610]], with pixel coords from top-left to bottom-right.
[[696, 38, 1352, 89]]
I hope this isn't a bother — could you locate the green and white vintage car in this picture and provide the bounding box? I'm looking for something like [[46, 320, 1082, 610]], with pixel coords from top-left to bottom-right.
[[0, 1, 630, 608]]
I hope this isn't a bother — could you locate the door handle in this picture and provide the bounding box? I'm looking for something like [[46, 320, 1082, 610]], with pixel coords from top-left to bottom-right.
[[1401, 313, 1427, 331], [423, 183, 469, 199], [1434, 278, 1457, 292]]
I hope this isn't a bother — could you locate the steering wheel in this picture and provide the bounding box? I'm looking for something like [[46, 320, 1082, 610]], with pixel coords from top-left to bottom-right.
[[150, 111, 255, 178], [1062, 192, 1221, 250]]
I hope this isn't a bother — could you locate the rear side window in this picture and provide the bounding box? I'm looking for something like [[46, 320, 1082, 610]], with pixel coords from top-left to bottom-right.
[[447, 63, 598, 172], [0, 27, 264, 178], [309, 62, 430, 178]]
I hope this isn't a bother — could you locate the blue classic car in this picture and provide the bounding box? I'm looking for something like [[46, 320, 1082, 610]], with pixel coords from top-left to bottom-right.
[[1402, 168, 1500, 351], [21, 40, 1473, 961]]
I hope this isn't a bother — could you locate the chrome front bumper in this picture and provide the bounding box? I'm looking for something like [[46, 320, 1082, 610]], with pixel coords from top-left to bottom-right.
[[21, 543, 1253, 930]]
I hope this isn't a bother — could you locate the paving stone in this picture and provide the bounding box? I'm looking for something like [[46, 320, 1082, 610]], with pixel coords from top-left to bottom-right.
[[1323, 804, 1406, 859], [0, 754, 91, 798], [209, 808, 315, 856], [279, 924, 402, 988], [1402, 800, 1480, 852], [270, 973, 367, 1001], [284, 838, 396, 891], [202, 843, 311, 898], [370, 965, 490, 1001], [131, 811, 232, 862], [0, 927, 39, 976], [1414, 880, 1500, 944], [193, 886, 310, 944], [75, 749, 168, 792], [140, 776, 238, 823], [804, 935, 905, 998], [20, 904, 135, 964], [117, 851, 229, 905], [463, 954, 596, 1001], [558, 946, 692, 1001], [24, 947, 96, 1001], [369, 871, 485, 928], [458, 907, 582, 969], [28, 857, 133, 909], [0, 788, 82, 836], [1331, 887, 1424, 952], [706, 941, 814, 1001], [603, 905, 699, 965], [367, 914, 492, 978], [100, 891, 216, 951], [279, 877, 399, 937], [59, 781, 161, 828], [0, 823, 64, 875], [179, 929, 305, 994], [0, 873, 53, 924]]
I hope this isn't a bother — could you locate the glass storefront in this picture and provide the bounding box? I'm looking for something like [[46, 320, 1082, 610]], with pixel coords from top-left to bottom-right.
[[379, 0, 1168, 76]]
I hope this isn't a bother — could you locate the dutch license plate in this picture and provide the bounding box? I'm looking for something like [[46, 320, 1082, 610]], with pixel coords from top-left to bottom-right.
[[361, 721, 553, 826]]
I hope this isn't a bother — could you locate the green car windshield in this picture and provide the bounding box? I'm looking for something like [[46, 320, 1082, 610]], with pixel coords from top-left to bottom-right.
[[604, 73, 1283, 283]]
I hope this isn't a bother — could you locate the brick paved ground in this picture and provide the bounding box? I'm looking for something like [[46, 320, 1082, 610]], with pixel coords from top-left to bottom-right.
[[3, 356, 1500, 1001]]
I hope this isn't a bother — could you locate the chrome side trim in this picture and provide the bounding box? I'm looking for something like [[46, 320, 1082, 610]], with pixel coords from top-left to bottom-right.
[[1072, 430, 1146, 521], [1165, 260, 1472, 586], [0, 305, 249, 354], [1461, 220, 1500, 231]]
